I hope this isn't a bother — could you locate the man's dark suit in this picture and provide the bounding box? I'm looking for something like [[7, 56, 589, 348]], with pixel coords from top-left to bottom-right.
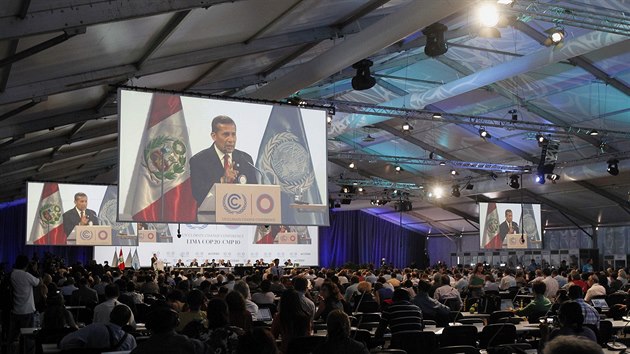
[[62, 208, 99, 237], [189, 144, 258, 206], [499, 221, 519, 243]]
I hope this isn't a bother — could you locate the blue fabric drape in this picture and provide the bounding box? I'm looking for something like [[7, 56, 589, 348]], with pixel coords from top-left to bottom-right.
[[0, 200, 93, 270], [319, 210, 426, 268]]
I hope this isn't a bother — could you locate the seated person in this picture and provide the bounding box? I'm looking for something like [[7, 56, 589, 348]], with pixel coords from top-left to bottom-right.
[[131, 303, 206, 354], [175, 259, 185, 267], [412, 280, 450, 327], [176, 289, 208, 332], [433, 275, 462, 311], [515, 280, 551, 320], [543, 335, 603, 354], [375, 289, 423, 344], [190, 259, 199, 267], [541, 301, 598, 348], [59, 305, 136, 351], [313, 309, 369, 354]]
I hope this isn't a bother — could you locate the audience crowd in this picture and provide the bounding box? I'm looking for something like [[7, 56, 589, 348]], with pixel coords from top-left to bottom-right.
[[1, 252, 628, 354]]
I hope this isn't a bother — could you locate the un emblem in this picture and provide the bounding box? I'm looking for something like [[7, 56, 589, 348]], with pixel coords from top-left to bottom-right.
[[80, 229, 93, 241], [222, 193, 247, 214], [259, 132, 314, 195]]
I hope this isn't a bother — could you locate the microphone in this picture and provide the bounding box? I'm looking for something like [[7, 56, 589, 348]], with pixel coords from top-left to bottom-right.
[[246, 161, 273, 184], [607, 309, 630, 351]]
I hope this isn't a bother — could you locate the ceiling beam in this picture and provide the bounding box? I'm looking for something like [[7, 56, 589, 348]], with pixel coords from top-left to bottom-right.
[[1, 19, 379, 105], [0, 39, 19, 92], [572, 180, 630, 215], [0, 0, 241, 41], [135, 11, 191, 69], [522, 189, 597, 227], [514, 20, 630, 97], [0, 105, 117, 140]]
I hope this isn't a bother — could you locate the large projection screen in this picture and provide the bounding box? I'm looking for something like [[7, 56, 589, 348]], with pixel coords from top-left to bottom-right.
[[26, 182, 137, 246], [479, 202, 543, 249], [93, 224, 319, 267], [118, 89, 329, 226]]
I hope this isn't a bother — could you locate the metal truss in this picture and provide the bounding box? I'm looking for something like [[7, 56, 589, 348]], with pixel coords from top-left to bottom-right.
[[309, 99, 630, 139], [328, 152, 531, 173], [505, 1, 630, 37]]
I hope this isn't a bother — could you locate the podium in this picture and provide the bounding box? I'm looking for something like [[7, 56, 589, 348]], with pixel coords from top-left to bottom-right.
[[138, 229, 158, 243], [506, 233, 528, 249], [74, 225, 112, 245], [198, 184, 281, 224]]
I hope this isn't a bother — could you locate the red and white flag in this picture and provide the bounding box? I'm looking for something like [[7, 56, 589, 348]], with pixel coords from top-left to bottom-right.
[[482, 202, 502, 249], [29, 183, 67, 245], [118, 249, 125, 271], [254, 225, 274, 244], [124, 93, 197, 222]]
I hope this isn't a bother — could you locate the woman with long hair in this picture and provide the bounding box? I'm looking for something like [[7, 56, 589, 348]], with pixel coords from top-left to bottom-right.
[[314, 281, 350, 320], [271, 288, 311, 353], [225, 291, 253, 333], [468, 263, 485, 298]]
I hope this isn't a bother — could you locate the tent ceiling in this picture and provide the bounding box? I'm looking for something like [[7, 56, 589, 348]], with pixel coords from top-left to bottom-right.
[[0, 0, 629, 237]]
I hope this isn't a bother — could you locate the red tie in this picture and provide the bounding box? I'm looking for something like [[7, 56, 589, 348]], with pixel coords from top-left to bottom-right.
[[223, 154, 230, 179], [80, 210, 84, 219]]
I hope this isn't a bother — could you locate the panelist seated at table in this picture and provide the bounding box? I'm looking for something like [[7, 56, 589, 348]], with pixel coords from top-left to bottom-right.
[[189, 259, 199, 267], [175, 259, 186, 267], [201, 259, 213, 267]]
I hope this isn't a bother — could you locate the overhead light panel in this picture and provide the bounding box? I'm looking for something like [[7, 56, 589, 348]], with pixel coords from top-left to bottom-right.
[[479, 128, 491, 139], [422, 23, 448, 57], [588, 129, 599, 136], [395, 165, 403, 173], [348, 161, 355, 169], [509, 175, 520, 189], [450, 169, 459, 176], [439, 161, 446, 166], [432, 113, 442, 119], [351, 59, 376, 91], [607, 159, 619, 176]]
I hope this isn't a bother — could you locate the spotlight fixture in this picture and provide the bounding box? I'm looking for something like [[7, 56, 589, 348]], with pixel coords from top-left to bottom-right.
[[422, 23, 448, 57], [607, 159, 619, 176], [450, 169, 459, 176], [357, 187, 364, 193], [327, 115, 333, 125], [509, 175, 520, 189], [432, 113, 442, 119], [402, 121, 413, 133], [547, 173, 560, 183], [451, 185, 461, 198], [536, 133, 546, 144], [395, 165, 403, 173], [479, 128, 491, 139], [535, 172, 545, 185], [439, 161, 446, 166], [543, 27, 565, 46], [326, 106, 335, 124], [351, 59, 376, 90], [478, 3, 500, 27], [508, 109, 518, 121], [348, 161, 355, 169], [588, 129, 599, 136]]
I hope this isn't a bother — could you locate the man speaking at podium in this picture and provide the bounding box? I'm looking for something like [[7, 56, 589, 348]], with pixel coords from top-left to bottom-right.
[[190, 115, 258, 208], [62, 192, 99, 237], [499, 209, 519, 245]]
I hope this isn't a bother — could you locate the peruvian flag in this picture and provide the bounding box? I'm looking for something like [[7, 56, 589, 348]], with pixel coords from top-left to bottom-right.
[[118, 249, 125, 271], [124, 93, 197, 222], [483, 202, 502, 249], [29, 183, 67, 245], [254, 225, 274, 244]]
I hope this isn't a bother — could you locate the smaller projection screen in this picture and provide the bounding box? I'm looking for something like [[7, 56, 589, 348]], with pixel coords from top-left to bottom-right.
[[117, 89, 329, 226], [26, 182, 137, 246], [479, 202, 543, 249]]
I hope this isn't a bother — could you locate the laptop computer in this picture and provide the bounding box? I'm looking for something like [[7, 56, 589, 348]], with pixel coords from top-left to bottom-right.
[[257, 307, 273, 322], [590, 298, 609, 312]]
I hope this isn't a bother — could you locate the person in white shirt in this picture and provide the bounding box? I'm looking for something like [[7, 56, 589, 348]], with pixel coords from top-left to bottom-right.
[[93, 284, 136, 329], [584, 274, 606, 302], [499, 270, 517, 290], [8, 255, 42, 346], [251, 279, 276, 305], [234, 280, 258, 320], [60, 305, 136, 351], [542, 268, 559, 299]]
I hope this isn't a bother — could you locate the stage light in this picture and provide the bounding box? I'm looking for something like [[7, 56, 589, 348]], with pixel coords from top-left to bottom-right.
[[536, 133, 546, 144], [327, 115, 333, 125], [402, 121, 413, 133], [439, 161, 446, 166], [543, 27, 565, 46], [451, 185, 461, 198], [351, 59, 376, 90], [395, 165, 403, 173], [432, 113, 442, 119], [433, 186, 444, 199], [548, 173, 560, 182], [450, 169, 459, 176], [607, 159, 619, 176], [422, 23, 448, 57], [509, 109, 518, 121], [509, 175, 520, 189], [535, 172, 545, 185], [357, 187, 364, 193], [348, 161, 355, 169], [478, 3, 500, 27], [588, 129, 599, 136], [479, 128, 491, 139]]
